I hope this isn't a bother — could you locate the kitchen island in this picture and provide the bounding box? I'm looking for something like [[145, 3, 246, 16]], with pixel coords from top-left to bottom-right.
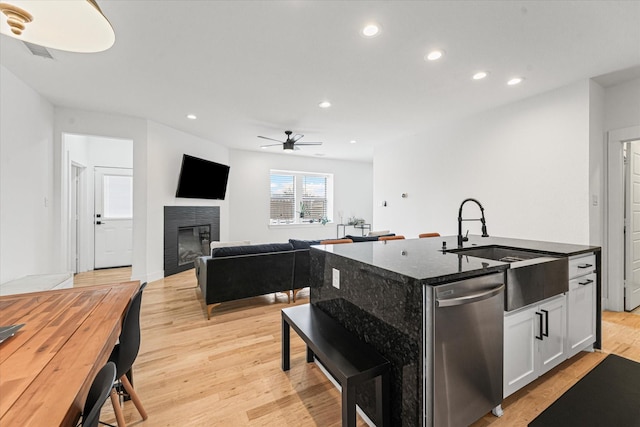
[[308, 235, 600, 427]]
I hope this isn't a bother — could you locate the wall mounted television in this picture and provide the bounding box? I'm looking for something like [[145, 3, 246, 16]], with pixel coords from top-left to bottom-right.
[[175, 154, 230, 200]]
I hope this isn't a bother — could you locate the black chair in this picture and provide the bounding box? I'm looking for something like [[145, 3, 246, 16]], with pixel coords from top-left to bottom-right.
[[81, 362, 116, 427], [109, 282, 148, 426]]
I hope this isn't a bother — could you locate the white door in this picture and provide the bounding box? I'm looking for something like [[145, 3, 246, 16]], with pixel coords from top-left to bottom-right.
[[94, 167, 133, 269], [625, 141, 640, 311]]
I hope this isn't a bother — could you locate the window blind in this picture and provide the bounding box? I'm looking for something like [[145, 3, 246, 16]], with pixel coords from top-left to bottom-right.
[[270, 174, 295, 223]]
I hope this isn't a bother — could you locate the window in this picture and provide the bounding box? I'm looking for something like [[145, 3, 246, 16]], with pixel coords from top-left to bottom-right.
[[102, 175, 133, 219], [270, 170, 333, 225]]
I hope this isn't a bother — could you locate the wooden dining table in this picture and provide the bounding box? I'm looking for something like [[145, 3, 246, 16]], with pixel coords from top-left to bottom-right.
[[0, 281, 140, 426]]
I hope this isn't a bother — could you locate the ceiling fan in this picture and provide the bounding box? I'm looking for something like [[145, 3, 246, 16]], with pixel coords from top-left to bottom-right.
[[258, 130, 323, 151]]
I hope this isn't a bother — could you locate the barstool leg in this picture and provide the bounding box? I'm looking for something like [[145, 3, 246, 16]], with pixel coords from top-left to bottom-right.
[[120, 375, 148, 420], [110, 387, 126, 427]]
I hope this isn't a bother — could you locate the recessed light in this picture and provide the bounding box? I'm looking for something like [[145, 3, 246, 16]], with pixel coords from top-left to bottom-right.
[[186, 114, 197, 120], [473, 71, 488, 80], [425, 50, 444, 61], [361, 23, 381, 38], [507, 77, 524, 86], [318, 101, 331, 108], [350, 140, 357, 144]]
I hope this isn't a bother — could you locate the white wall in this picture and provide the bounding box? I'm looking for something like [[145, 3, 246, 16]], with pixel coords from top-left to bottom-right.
[[147, 121, 230, 276], [589, 80, 605, 248], [603, 77, 640, 132], [374, 80, 592, 244], [228, 150, 373, 244], [66, 134, 133, 272], [0, 66, 56, 283]]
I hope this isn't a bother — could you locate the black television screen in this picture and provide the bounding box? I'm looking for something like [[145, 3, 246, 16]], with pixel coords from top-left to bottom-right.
[[175, 154, 230, 200]]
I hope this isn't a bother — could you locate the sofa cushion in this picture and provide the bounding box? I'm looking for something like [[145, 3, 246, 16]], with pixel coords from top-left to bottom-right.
[[289, 239, 323, 249], [211, 243, 293, 258], [210, 240, 251, 255]]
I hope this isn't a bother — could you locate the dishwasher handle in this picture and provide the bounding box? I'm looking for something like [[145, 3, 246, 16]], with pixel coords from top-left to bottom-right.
[[436, 284, 505, 307]]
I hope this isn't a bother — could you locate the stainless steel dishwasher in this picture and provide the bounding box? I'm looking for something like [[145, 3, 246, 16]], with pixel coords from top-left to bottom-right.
[[424, 272, 505, 427]]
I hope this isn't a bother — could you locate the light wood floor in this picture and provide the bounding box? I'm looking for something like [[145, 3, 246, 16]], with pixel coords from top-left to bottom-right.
[[74, 268, 640, 427]]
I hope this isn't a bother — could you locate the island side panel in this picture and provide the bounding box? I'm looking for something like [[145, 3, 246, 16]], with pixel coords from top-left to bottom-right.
[[310, 248, 424, 427]]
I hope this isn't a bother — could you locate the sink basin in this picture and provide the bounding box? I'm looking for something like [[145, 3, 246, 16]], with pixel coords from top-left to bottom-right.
[[447, 245, 547, 263], [447, 245, 568, 311]]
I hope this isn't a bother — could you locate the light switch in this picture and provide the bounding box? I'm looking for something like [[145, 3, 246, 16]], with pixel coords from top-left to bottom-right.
[[332, 268, 340, 289]]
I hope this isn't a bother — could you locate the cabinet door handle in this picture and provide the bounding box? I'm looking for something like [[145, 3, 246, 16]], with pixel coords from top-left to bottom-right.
[[577, 263, 593, 269], [535, 312, 544, 340], [578, 279, 594, 286], [541, 309, 549, 337]]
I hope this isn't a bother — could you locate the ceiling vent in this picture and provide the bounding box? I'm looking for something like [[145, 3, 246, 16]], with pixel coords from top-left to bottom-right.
[[22, 41, 53, 59]]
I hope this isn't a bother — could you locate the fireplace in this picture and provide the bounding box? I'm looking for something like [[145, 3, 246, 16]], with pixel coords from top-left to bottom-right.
[[164, 206, 220, 276], [178, 225, 210, 266]]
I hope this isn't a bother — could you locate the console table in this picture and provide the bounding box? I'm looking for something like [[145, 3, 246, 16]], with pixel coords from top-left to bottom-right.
[[336, 223, 371, 238]]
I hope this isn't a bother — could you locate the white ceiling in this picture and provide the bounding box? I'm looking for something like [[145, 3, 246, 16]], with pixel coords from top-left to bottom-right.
[[1, 1, 639, 162]]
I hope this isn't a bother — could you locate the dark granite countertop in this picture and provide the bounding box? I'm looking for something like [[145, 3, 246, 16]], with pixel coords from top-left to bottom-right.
[[311, 235, 600, 285]]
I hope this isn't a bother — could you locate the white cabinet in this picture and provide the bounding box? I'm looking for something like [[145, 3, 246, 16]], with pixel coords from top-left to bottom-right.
[[503, 294, 567, 398], [566, 253, 597, 358]]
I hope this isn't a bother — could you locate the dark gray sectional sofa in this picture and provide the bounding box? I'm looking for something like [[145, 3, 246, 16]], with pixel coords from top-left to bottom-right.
[[195, 240, 313, 319], [194, 235, 392, 319]]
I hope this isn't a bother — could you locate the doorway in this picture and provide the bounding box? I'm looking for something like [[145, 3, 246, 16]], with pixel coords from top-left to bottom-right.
[[62, 134, 134, 273], [606, 126, 640, 312], [623, 140, 640, 311]]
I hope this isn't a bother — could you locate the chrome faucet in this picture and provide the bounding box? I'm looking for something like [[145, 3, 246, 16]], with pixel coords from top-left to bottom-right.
[[458, 198, 489, 247]]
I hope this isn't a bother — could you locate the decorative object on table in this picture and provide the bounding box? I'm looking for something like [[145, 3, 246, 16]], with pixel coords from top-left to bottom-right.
[[0, 324, 24, 343], [347, 216, 366, 226], [298, 202, 307, 218]]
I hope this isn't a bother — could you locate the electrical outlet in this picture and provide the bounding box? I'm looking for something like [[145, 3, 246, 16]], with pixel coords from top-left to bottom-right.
[[332, 268, 340, 289]]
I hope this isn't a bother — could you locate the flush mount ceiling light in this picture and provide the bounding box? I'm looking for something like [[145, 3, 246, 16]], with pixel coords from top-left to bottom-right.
[[425, 50, 444, 61], [318, 101, 331, 109], [507, 77, 524, 86], [473, 71, 488, 80], [0, 0, 115, 53], [361, 23, 381, 38], [350, 140, 357, 144], [186, 114, 197, 120]]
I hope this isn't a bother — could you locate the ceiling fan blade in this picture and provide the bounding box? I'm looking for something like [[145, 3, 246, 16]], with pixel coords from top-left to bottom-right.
[[295, 142, 323, 145], [258, 136, 284, 143], [291, 134, 304, 142], [260, 143, 283, 147]]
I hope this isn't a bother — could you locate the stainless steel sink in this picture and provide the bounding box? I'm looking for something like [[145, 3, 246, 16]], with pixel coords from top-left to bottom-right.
[[447, 245, 568, 311], [449, 246, 544, 263]]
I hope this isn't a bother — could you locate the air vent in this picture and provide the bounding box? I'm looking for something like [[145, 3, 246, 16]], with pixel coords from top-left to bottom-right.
[[22, 41, 53, 59]]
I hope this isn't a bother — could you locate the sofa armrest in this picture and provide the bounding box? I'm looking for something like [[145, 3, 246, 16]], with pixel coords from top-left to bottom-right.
[[194, 256, 212, 297]]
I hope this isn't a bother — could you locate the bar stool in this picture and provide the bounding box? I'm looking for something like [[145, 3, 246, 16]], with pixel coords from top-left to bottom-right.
[[379, 235, 405, 241], [419, 232, 440, 238], [320, 239, 354, 244]]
